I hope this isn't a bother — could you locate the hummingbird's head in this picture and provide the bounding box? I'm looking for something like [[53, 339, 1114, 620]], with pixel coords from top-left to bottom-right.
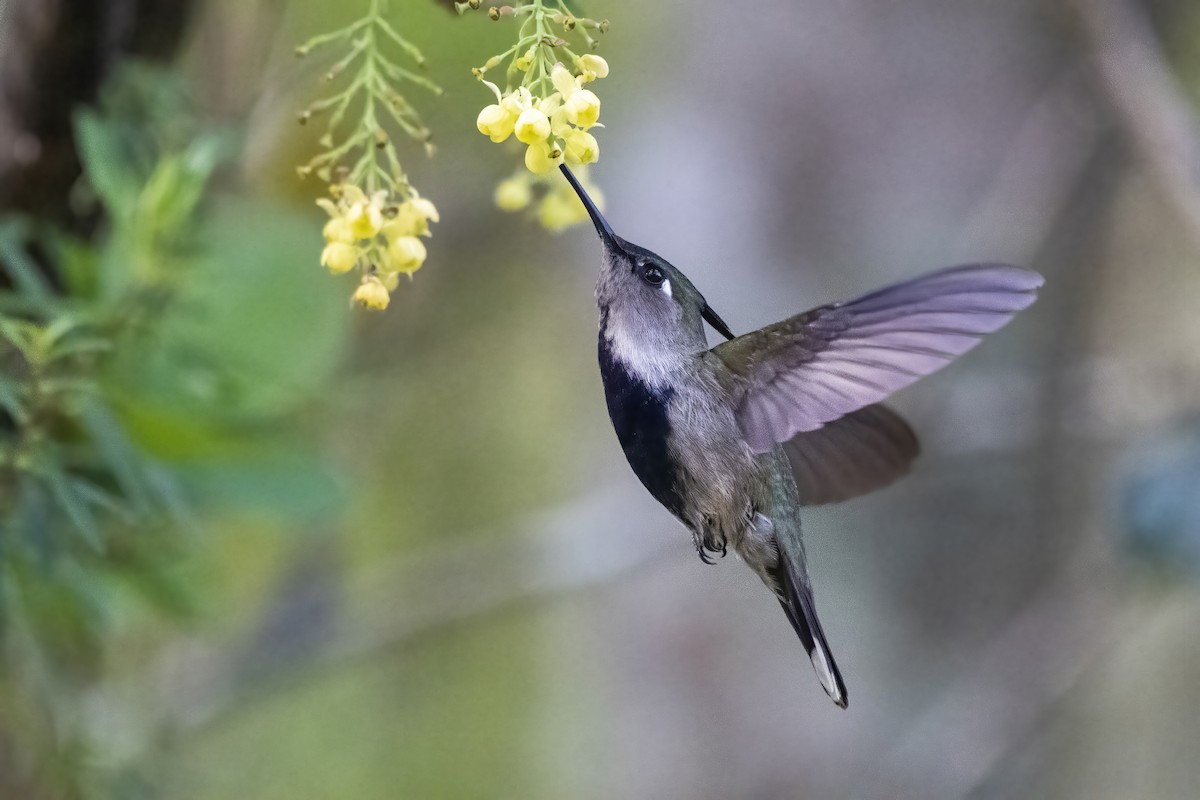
[[559, 166, 734, 380]]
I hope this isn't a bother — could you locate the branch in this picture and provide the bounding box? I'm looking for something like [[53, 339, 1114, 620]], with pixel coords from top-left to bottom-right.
[[1066, 0, 1200, 247], [140, 485, 678, 736]]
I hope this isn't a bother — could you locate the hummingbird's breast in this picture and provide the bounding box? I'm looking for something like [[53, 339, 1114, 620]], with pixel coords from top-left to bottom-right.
[[597, 327, 687, 518]]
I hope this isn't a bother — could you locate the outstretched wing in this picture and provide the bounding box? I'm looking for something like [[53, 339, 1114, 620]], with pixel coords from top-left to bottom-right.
[[712, 264, 1043, 453], [785, 404, 919, 506]]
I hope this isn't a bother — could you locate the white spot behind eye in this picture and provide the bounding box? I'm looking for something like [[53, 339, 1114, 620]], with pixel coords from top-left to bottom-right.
[[661, 278, 672, 298]]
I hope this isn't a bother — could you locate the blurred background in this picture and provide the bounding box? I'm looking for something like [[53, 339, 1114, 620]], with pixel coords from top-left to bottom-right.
[[2, 0, 1200, 797]]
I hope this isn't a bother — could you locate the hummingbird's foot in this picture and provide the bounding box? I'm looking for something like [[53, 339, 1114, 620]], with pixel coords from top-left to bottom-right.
[[698, 530, 727, 563]]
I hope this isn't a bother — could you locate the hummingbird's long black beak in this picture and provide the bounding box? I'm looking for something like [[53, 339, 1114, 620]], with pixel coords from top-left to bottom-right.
[[560, 164, 619, 248], [703, 305, 736, 341]]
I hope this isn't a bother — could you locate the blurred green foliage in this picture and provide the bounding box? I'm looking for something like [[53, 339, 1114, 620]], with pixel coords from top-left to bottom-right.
[[0, 63, 351, 796]]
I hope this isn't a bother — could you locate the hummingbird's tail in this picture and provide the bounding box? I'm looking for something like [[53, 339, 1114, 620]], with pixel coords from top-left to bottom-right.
[[772, 555, 849, 708]]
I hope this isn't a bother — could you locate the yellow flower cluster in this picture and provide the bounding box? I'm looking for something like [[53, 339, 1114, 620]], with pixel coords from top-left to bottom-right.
[[297, 0, 440, 312], [318, 184, 438, 310], [476, 57, 607, 175], [464, 0, 610, 231], [494, 164, 604, 232]]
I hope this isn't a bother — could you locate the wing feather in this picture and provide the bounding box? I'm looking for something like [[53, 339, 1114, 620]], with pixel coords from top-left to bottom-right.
[[714, 264, 1042, 452], [783, 404, 920, 505]]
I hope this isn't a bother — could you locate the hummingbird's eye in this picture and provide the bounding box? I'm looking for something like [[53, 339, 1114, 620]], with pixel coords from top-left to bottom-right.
[[641, 265, 664, 285]]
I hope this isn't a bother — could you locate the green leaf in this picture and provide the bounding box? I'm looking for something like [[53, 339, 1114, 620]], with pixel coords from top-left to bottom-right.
[[115, 200, 351, 421], [43, 229, 102, 299], [17, 478, 57, 567], [72, 109, 142, 218], [0, 220, 54, 308], [0, 375, 25, 421], [42, 461, 104, 551], [79, 401, 154, 518], [113, 550, 198, 618], [109, 398, 254, 460], [71, 477, 136, 526]]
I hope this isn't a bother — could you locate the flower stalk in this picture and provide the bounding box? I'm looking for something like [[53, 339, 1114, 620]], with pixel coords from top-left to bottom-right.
[[296, 0, 440, 310]]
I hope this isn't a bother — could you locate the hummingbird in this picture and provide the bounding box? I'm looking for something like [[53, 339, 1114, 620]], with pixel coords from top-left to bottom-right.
[[558, 165, 1043, 708]]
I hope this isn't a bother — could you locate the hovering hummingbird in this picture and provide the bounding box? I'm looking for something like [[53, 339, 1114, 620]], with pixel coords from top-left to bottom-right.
[[559, 165, 1043, 708]]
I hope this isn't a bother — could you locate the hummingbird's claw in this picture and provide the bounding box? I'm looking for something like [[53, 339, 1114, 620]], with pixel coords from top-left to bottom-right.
[[694, 530, 727, 564]]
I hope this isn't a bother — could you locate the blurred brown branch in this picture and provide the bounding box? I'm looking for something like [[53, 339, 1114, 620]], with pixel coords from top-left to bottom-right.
[[142, 485, 677, 737], [1066, 0, 1200, 249], [0, 0, 193, 226]]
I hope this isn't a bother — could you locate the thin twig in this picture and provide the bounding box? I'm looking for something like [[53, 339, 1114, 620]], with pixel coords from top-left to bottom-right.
[[1066, 0, 1200, 248], [135, 484, 678, 737]]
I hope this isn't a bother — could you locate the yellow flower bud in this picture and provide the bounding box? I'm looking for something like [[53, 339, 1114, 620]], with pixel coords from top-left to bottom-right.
[[323, 214, 355, 244], [563, 129, 600, 165], [550, 107, 573, 138], [524, 141, 563, 175], [477, 103, 515, 142], [408, 196, 439, 223], [537, 94, 562, 117], [564, 89, 600, 129], [578, 54, 609, 81], [339, 185, 367, 204], [501, 91, 524, 116], [514, 108, 552, 145], [352, 277, 390, 310], [494, 175, 533, 211], [538, 191, 589, 232], [387, 235, 428, 273], [346, 200, 383, 239], [389, 196, 440, 238], [321, 242, 359, 274], [551, 63, 579, 98]]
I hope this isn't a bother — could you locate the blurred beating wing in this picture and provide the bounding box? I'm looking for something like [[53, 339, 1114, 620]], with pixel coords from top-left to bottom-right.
[[712, 264, 1043, 453], [784, 404, 919, 505]]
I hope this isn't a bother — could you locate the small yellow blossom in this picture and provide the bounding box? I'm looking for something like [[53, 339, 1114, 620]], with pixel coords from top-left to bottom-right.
[[323, 215, 355, 244], [564, 89, 600, 129], [536, 94, 561, 117], [537, 187, 595, 232], [389, 196, 440, 238], [524, 141, 563, 175], [477, 104, 515, 142], [501, 90, 524, 117], [514, 108, 552, 145], [563, 129, 599, 165], [353, 276, 390, 310], [387, 235, 428, 273], [578, 54, 609, 81], [341, 187, 386, 239], [551, 63, 579, 98], [408, 196, 439, 223], [549, 107, 572, 138], [321, 242, 360, 274], [537, 193, 578, 231], [495, 174, 533, 211]]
